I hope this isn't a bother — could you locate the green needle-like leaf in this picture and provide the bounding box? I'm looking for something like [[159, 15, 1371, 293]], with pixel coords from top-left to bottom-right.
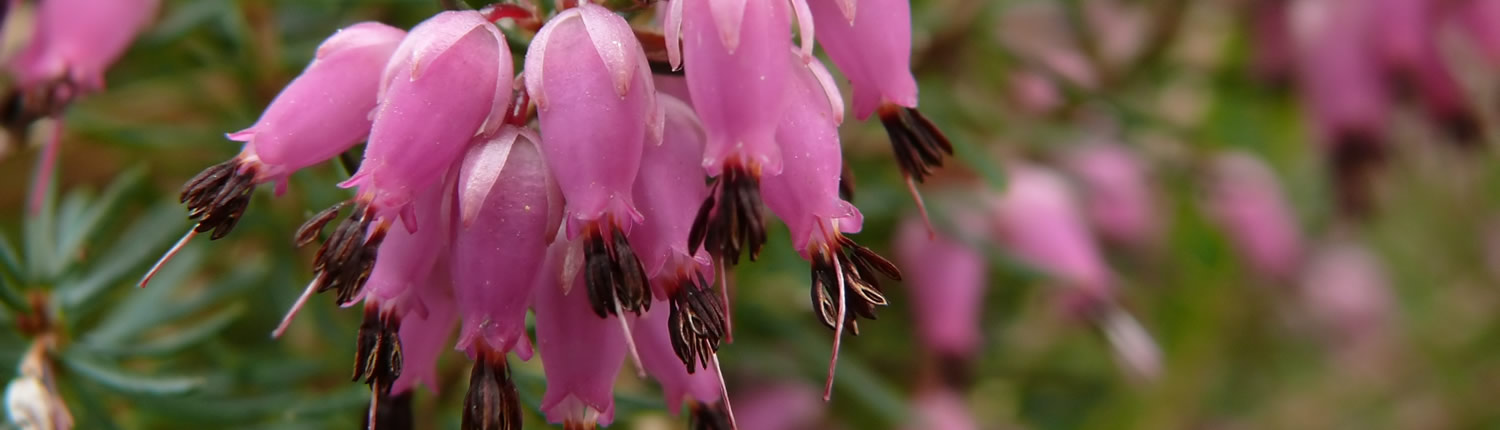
[[80, 304, 246, 358], [78, 245, 204, 347], [0, 231, 24, 284], [54, 167, 145, 272], [59, 352, 206, 396]]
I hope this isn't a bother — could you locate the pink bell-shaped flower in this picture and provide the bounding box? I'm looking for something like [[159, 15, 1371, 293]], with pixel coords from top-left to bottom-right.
[[450, 127, 557, 362], [903, 389, 978, 430], [1459, 0, 1500, 67], [296, 10, 511, 315], [1298, 238, 1394, 373], [1369, 0, 1479, 146], [9, 0, 159, 94], [344, 10, 511, 223], [894, 214, 987, 361], [987, 165, 1113, 302], [1291, 0, 1389, 215], [761, 55, 900, 401], [1205, 152, 1305, 283], [630, 95, 730, 376], [808, 0, 953, 221], [1061, 142, 1161, 248], [7, 0, 161, 216], [534, 239, 629, 428], [142, 22, 407, 288], [670, 0, 812, 267], [525, 3, 661, 323]]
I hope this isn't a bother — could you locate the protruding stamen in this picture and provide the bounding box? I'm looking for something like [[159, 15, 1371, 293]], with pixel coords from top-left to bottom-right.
[[138, 229, 198, 288], [711, 354, 738, 430], [824, 248, 848, 401], [717, 256, 734, 344], [615, 296, 647, 378], [27, 118, 63, 216], [806, 235, 900, 400], [905, 176, 935, 238], [272, 276, 323, 338]]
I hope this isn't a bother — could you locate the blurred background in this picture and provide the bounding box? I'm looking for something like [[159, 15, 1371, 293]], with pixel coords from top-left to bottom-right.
[[3, 0, 1500, 429]]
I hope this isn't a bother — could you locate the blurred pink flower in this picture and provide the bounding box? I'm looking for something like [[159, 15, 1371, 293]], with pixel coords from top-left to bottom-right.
[[1061, 142, 1161, 248], [894, 215, 988, 359], [9, 0, 160, 92], [904, 389, 977, 430], [1299, 239, 1393, 347], [1205, 152, 1304, 282], [987, 165, 1113, 306], [730, 383, 825, 430], [451, 128, 557, 361]]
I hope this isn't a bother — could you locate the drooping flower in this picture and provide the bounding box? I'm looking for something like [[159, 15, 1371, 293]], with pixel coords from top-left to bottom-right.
[[449, 127, 555, 430], [630, 94, 729, 374], [533, 238, 628, 428], [1369, 0, 1479, 145], [7, 0, 161, 215], [347, 176, 454, 400], [1298, 238, 1393, 372], [1459, 0, 1500, 66], [987, 165, 1113, 310], [1205, 151, 1304, 283], [142, 22, 407, 287], [672, 0, 803, 266], [719, 383, 825, 430], [525, 3, 661, 323], [1060, 142, 1160, 248], [297, 10, 510, 308], [903, 389, 977, 430], [450, 127, 557, 362], [893, 214, 987, 361], [760, 55, 899, 400], [1290, 0, 1389, 215], [808, 0, 953, 218]]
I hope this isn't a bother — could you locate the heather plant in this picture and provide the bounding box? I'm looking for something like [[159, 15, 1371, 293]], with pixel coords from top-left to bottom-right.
[[5, 0, 1500, 429]]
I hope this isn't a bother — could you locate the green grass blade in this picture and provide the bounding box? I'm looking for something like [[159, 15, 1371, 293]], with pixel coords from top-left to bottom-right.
[[59, 352, 205, 396]]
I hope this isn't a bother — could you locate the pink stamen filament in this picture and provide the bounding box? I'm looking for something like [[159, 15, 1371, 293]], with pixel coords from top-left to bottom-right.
[[139, 228, 199, 288], [272, 276, 323, 338], [614, 297, 647, 378]]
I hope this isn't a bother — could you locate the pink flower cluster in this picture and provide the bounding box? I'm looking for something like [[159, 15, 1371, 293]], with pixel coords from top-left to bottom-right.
[[1254, 0, 1500, 215], [143, 1, 953, 428]]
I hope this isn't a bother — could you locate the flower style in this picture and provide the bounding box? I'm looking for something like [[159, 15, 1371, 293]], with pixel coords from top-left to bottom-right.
[[142, 22, 407, 287]]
